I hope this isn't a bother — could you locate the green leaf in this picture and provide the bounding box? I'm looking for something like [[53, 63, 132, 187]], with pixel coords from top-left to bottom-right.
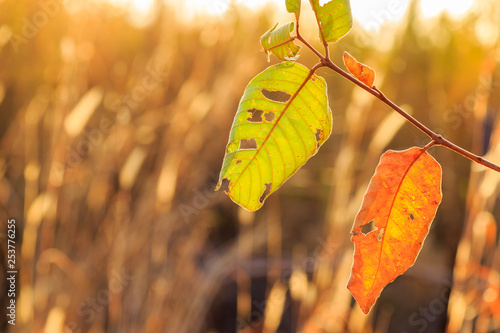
[[260, 22, 301, 62], [286, 0, 301, 17], [216, 62, 332, 211], [309, 0, 353, 43]]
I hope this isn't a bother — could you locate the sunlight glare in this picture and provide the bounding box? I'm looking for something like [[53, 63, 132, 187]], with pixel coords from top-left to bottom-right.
[[179, 0, 280, 18], [131, 0, 153, 14], [95, 0, 476, 28], [95, 0, 156, 27], [420, 0, 474, 18], [350, 0, 410, 31], [107, 0, 128, 6], [186, 0, 231, 16]]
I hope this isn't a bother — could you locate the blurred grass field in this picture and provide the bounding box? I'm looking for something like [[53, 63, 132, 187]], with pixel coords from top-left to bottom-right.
[[1, 0, 500, 332]]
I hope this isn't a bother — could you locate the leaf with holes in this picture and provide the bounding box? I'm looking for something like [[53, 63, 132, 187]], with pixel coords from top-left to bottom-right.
[[343, 51, 375, 87], [348, 147, 442, 314], [261, 22, 301, 62], [286, 0, 301, 17], [309, 0, 353, 43], [216, 62, 332, 211]]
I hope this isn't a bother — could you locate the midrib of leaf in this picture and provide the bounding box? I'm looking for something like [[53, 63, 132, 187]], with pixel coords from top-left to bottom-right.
[[263, 37, 296, 53], [367, 148, 428, 292], [229, 69, 316, 195], [314, 13, 327, 45]]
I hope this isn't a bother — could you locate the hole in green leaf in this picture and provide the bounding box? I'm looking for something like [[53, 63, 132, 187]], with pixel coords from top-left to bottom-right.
[[361, 220, 377, 236], [259, 182, 272, 203], [247, 109, 264, 123], [239, 139, 257, 150], [264, 112, 275, 122], [315, 128, 322, 142], [261, 89, 291, 103], [218, 178, 230, 192]]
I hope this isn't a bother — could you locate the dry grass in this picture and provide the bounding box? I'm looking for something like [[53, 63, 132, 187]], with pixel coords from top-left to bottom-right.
[[0, 1, 500, 332]]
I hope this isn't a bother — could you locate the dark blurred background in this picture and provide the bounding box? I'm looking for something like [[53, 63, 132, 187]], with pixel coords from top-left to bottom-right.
[[0, 0, 499, 332]]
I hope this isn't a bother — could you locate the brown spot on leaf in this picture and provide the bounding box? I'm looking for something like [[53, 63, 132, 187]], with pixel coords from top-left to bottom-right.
[[315, 128, 322, 142], [264, 112, 275, 122]]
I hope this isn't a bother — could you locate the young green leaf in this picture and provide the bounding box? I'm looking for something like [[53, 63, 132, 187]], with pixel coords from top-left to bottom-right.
[[216, 62, 332, 211], [309, 0, 353, 43], [286, 0, 301, 18], [261, 22, 301, 62], [348, 147, 443, 314]]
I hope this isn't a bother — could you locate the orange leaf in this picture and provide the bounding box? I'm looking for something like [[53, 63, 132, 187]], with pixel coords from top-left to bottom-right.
[[348, 147, 442, 314], [343, 51, 375, 87]]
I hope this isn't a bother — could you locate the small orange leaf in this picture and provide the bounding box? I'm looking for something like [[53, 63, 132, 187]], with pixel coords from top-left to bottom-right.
[[343, 51, 375, 87], [348, 147, 442, 314]]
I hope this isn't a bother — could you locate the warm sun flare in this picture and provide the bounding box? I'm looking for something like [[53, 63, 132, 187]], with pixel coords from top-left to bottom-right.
[[93, 0, 476, 30]]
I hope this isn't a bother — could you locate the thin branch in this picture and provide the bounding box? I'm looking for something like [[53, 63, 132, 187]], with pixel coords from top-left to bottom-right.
[[296, 34, 325, 62], [372, 85, 435, 139], [295, 13, 301, 35], [324, 59, 434, 138], [310, 62, 324, 74], [434, 136, 500, 173], [323, 41, 330, 60], [323, 58, 500, 173], [422, 140, 436, 152]]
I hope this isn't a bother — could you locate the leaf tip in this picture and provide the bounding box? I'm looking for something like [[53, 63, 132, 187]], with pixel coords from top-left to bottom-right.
[[347, 281, 376, 315]]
